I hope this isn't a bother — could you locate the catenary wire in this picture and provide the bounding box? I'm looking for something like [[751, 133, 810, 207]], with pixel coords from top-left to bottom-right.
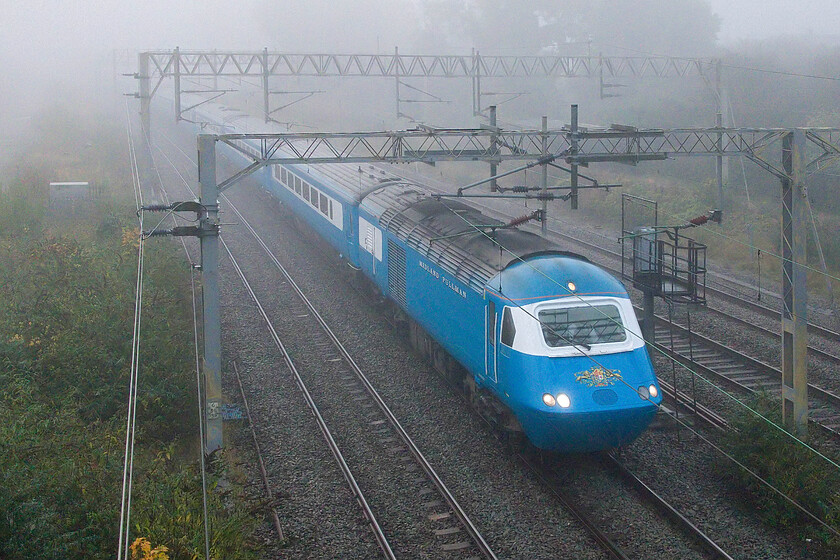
[[118, 100, 146, 560]]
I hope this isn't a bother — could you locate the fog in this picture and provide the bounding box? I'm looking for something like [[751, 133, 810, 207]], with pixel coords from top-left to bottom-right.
[[709, 0, 840, 44], [1, 0, 839, 136]]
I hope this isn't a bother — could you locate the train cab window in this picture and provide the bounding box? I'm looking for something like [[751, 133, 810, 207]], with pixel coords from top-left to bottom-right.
[[319, 193, 329, 215], [501, 307, 516, 347], [487, 301, 496, 347], [538, 304, 625, 348]]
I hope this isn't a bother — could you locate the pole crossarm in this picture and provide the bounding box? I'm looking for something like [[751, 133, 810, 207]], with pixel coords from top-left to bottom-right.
[[144, 50, 718, 80]]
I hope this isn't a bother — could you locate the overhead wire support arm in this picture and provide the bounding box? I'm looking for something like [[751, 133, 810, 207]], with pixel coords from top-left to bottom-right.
[[456, 153, 566, 195], [547, 162, 611, 186]]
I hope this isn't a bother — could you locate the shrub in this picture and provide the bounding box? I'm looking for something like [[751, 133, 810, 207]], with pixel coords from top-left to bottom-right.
[[718, 395, 840, 547]]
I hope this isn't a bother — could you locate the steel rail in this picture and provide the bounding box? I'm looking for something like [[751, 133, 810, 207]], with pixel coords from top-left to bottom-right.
[[222, 237, 398, 559], [653, 317, 840, 438], [517, 453, 633, 560], [152, 135, 397, 558], [232, 361, 285, 543], [657, 378, 730, 433], [224, 196, 498, 560], [599, 453, 735, 560], [654, 317, 840, 410]]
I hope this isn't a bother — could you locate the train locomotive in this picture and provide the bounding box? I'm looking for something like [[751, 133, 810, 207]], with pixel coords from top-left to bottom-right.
[[188, 105, 662, 453]]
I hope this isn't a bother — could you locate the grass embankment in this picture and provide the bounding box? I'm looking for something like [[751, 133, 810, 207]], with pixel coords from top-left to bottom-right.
[[0, 108, 259, 559], [719, 396, 840, 551]]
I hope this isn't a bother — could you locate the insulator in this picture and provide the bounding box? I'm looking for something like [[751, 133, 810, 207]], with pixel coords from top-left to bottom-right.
[[512, 186, 529, 193], [506, 214, 533, 227]]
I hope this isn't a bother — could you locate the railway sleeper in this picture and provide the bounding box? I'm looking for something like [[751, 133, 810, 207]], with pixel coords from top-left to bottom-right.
[[697, 357, 738, 365]]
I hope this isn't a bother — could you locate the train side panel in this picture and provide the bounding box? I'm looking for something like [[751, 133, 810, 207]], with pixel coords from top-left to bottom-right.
[[393, 242, 487, 381]]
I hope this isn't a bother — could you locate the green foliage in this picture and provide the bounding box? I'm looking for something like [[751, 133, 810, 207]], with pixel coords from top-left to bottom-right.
[[0, 110, 259, 559], [131, 452, 259, 560], [718, 396, 840, 547]]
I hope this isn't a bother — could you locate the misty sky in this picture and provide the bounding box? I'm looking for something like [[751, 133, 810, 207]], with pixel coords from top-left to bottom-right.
[[708, 0, 840, 43], [1, 0, 839, 128], [3, 1, 840, 60]]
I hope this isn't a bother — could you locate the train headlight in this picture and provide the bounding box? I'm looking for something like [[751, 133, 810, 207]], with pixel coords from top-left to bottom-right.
[[648, 384, 659, 398], [567, 281, 576, 292], [542, 393, 556, 407], [556, 393, 571, 408], [638, 386, 650, 400]]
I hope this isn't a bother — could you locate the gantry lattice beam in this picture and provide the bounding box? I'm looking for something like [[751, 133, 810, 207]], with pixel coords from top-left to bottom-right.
[[144, 50, 717, 79], [208, 124, 840, 182], [136, 49, 720, 126]]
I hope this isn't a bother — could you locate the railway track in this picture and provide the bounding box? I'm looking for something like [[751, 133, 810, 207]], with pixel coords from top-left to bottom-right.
[[152, 129, 782, 558], [223, 200, 498, 559], [518, 449, 735, 560], [155, 136, 496, 558], [653, 320, 840, 437]]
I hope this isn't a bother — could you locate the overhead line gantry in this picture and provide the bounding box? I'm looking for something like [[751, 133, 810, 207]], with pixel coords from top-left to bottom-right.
[[134, 48, 720, 130], [145, 104, 839, 452]]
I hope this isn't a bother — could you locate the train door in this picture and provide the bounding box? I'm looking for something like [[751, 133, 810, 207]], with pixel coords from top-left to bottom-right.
[[485, 300, 498, 383]]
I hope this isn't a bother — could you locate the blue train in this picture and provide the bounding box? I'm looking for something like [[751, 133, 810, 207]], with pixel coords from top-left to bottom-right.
[[187, 105, 662, 452]]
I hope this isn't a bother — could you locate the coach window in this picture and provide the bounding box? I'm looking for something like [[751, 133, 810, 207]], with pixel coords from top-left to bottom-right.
[[302, 181, 309, 200], [310, 186, 319, 206], [501, 307, 516, 347], [281, 167, 287, 185], [319, 193, 329, 215], [328, 199, 333, 219]]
